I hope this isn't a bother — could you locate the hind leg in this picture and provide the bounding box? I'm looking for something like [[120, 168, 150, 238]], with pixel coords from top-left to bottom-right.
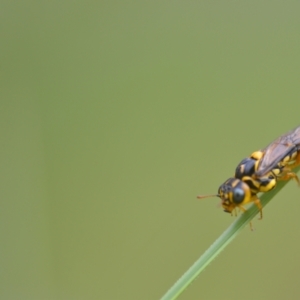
[[279, 169, 300, 186]]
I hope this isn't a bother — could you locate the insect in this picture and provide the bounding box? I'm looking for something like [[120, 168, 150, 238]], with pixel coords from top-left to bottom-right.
[[198, 125, 300, 219]]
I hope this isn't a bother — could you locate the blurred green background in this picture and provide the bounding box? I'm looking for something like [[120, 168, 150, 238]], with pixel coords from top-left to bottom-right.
[[2, 1, 300, 299]]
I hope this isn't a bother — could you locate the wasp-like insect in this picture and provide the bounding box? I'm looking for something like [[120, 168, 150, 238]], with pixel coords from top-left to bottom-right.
[[198, 125, 300, 219]]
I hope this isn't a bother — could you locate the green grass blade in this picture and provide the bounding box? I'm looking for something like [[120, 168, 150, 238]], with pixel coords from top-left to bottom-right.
[[161, 167, 300, 300]]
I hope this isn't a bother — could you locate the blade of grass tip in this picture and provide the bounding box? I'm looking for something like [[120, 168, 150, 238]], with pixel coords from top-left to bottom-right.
[[161, 167, 300, 300]]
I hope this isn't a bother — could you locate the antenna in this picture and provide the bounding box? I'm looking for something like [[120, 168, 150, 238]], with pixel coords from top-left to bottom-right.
[[197, 194, 220, 200]]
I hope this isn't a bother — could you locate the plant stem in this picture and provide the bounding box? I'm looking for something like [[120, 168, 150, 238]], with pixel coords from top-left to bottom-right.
[[160, 167, 300, 300]]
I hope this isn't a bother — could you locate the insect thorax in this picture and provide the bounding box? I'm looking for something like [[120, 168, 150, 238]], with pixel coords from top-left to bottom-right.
[[234, 152, 277, 194]]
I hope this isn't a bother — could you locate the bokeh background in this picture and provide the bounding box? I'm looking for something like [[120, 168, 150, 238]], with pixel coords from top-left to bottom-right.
[[2, 1, 300, 299]]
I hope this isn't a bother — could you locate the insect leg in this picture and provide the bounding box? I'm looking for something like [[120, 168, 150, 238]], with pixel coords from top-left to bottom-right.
[[252, 196, 263, 220], [279, 170, 300, 186], [237, 205, 254, 230]]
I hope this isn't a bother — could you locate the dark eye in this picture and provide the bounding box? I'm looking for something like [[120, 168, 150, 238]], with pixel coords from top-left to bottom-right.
[[233, 188, 245, 204]]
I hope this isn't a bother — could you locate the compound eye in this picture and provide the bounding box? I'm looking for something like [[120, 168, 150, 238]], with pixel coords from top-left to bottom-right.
[[233, 187, 245, 204]]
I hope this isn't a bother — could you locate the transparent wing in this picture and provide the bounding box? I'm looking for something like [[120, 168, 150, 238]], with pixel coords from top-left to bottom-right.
[[255, 125, 300, 177]]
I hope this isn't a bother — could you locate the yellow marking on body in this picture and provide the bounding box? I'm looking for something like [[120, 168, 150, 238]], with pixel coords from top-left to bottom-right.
[[251, 151, 264, 160], [243, 176, 260, 189], [239, 164, 245, 174], [291, 151, 297, 160], [231, 179, 239, 188], [272, 168, 280, 176], [254, 160, 260, 172]]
